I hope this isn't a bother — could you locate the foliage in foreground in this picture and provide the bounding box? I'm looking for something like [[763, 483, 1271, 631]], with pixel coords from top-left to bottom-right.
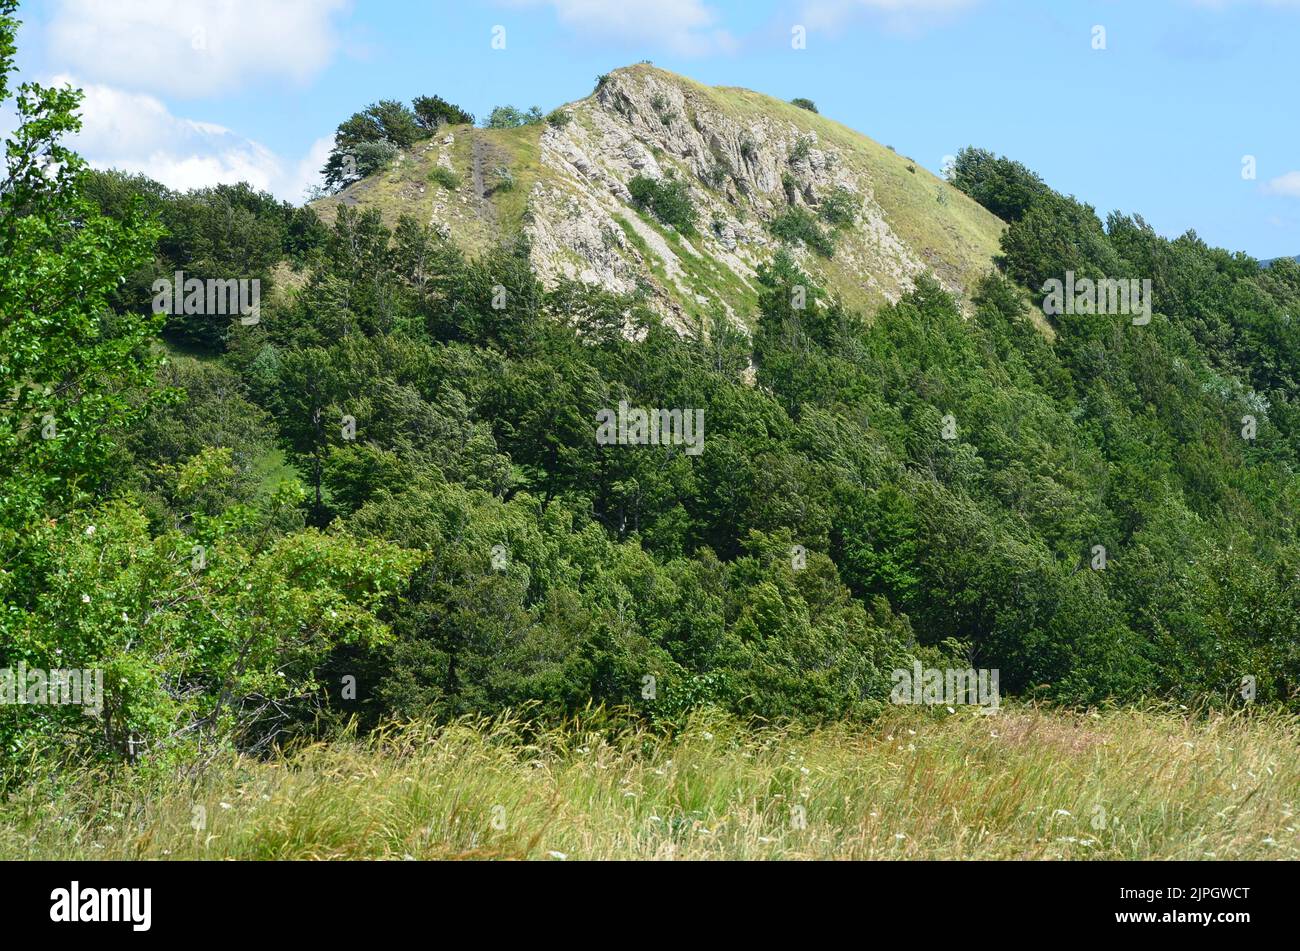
[[3, 705, 1296, 860]]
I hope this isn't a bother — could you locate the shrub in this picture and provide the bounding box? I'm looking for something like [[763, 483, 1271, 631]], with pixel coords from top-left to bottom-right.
[[429, 166, 459, 190], [546, 109, 573, 129], [702, 162, 730, 190], [492, 164, 516, 193], [770, 206, 836, 257], [485, 105, 544, 129], [352, 140, 399, 179], [781, 171, 799, 201], [413, 95, 473, 129], [791, 98, 819, 113], [818, 186, 857, 227], [628, 173, 697, 234], [790, 136, 813, 165]]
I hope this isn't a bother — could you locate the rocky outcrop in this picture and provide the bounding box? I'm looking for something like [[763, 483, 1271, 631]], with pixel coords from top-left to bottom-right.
[[519, 66, 991, 329]]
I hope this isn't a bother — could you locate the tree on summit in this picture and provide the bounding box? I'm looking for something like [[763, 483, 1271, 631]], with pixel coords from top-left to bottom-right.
[[323, 97, 475, 192], [413, 95, 473, 130], [323, 100, 425, 192]]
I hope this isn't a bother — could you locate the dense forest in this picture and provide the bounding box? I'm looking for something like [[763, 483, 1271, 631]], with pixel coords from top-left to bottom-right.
[[3, 2, 1300, 788]]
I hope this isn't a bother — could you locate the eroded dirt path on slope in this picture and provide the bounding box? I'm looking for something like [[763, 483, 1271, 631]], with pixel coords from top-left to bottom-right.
[[470, 133, 500, 231]]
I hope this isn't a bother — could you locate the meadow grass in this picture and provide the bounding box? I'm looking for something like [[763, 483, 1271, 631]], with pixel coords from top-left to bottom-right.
[[3, 704, 1295, 860]]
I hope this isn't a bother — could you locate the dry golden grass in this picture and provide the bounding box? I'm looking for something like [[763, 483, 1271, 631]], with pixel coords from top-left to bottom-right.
[[3, 704, 1296, 860]]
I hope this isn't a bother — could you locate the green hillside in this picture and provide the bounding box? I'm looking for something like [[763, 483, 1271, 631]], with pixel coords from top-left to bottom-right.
[[312, 65, 1007, 325]]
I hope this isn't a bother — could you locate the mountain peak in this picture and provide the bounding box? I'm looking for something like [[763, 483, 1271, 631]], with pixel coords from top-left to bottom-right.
[[312, 65, 1005, 329]]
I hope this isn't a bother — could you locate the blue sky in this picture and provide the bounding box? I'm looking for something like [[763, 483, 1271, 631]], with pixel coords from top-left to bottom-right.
[[13, 0, 1300, 258]]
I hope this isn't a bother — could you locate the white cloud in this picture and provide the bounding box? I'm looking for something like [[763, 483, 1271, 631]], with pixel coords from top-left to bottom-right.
[[285, 135, 336, 202], [47, 0, 349, 98], [1263, 171, 1300, 198], [799, 0, 980, 33], [504, 0, 736, 55], [58, 77, 325, 202]]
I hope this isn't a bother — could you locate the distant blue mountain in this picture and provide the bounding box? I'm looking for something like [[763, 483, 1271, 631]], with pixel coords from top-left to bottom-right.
[[1261, 255, 1300, 267]]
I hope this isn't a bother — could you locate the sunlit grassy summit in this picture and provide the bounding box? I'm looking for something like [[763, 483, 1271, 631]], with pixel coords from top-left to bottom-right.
[[312, 64, 1005, 329]]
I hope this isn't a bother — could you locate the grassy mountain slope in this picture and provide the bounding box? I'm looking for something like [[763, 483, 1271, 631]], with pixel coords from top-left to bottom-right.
[[311, 64, 1006, 328]]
